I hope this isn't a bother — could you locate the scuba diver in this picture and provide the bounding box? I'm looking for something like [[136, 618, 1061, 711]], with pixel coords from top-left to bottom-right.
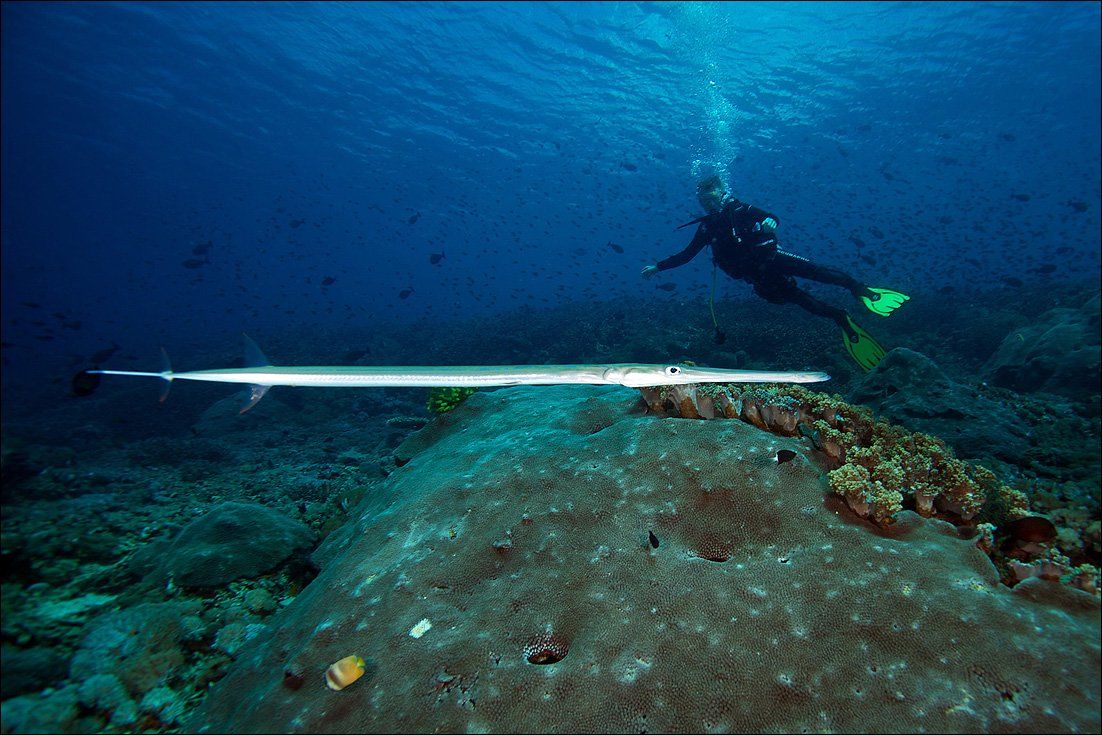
[[641, 175, 908, 371]]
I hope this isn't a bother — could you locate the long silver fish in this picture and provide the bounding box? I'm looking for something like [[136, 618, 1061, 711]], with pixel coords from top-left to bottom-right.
[[83, 335, 829, 413]]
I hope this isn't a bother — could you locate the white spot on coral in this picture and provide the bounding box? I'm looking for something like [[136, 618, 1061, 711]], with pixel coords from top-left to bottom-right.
[[409, 618, 432, 638]]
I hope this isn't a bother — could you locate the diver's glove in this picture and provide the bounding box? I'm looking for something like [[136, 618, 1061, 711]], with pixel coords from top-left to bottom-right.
[[753, 217, 778, 233], [641, 264, 660, 279]]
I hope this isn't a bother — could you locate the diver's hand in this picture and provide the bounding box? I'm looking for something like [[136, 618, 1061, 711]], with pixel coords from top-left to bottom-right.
[[641, 264, 660, 279], [754, 217, 778, 233]]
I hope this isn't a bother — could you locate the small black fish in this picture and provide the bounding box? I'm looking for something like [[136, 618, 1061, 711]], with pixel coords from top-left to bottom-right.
[[343, 348, 370, 362], [648, 531, 659, 549], [181, 258, 206, 269], [937, 285, 955, 294], [999, 132, 1016, 142], [656, 282, 677, 291], [1066, 200, 1088, 213], [289, 219, 305, 228], [399, 287, 414, 299], [1054, 246, 1073, 255], [1010, 193, 1030, 202], [192, 240, 213, 255], [607, 241, 624, 254], [621, 161, 637, 172], [1000, 276, 1024, 288], [429, 252, 445, 265], [21, 302, 41, 308], [1031, 263, 1056, 274], [321, 276, 336, 286], [408, 212, 421, 224], [776, 449, 797, 464]]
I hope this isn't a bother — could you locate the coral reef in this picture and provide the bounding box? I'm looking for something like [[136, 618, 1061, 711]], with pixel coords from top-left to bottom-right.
[[982, 291, 1101, 404], [186, 385, 1099, 734], [638, 381, 1099, 595], [127, 501, 316, 589], [848, 348, 1032, 461], [426, 387, 478, 414]]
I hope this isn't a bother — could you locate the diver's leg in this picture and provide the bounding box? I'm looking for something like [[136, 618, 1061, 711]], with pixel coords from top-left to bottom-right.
[[753, 277, 853, 333], [754, 276, 886, 369], [773, 251, 868, 298]]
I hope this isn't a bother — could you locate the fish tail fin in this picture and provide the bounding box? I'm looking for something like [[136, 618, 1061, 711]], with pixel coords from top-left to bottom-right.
[[240, 333, 272, 413]]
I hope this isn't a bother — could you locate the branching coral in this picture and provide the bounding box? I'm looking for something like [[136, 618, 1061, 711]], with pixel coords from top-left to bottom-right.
[[427, 387, 477, 414]]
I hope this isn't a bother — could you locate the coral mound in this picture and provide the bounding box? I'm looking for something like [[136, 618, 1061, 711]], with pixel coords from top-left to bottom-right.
[[189, 386, 1100, 734]]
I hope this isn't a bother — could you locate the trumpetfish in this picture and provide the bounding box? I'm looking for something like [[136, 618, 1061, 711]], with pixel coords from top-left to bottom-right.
[[76, 335, 829, 413]]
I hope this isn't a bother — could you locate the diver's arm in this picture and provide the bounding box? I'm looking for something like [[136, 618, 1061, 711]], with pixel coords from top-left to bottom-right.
[[655, 226, 710, 271], [745, 205, 779, 231]]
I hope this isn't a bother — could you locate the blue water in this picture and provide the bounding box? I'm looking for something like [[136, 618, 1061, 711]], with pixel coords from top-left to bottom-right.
[[2, 1, 1098, 397]]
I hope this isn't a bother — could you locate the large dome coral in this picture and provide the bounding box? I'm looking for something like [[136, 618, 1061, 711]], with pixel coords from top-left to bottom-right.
[[189, 385, 1100, 733]]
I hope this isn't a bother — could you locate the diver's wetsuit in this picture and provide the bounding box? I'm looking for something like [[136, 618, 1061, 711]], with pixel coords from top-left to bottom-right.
[[657, 199, 865, 332]]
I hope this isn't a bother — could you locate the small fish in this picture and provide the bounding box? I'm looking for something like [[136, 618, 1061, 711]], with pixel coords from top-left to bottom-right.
[[648, 531, 659, 549], [621, 161, 637, 172], [1003, 516, 1056, 544], [289, 219, 305, 228], [429, 252, 445, 265], [1030, 263, 1056, 274], [408, 212, 421, 224], [607, 241, 624, 254], [1065, 200, 1088, 213], [1010, 193, 1030, 202], [937, 285, 955, 294], [192, 240, 213, 255], [1000, 276, 1024, 288], [181, 258, 206, 269], [999, 132, 1016, 142], [399, 287, 414, 299], [656, 282, 677, 291], [21, 302, 41, 309], [321, 276, 336, 286], [776, 449, 797, 464]]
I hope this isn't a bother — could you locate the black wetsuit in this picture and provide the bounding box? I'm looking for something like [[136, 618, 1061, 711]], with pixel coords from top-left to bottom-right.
[[657, 199, 865, 330]]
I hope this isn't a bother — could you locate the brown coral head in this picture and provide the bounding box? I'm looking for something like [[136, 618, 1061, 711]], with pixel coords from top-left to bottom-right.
[[524, 630, 570, 665], [1004, 516, 1057, 544]]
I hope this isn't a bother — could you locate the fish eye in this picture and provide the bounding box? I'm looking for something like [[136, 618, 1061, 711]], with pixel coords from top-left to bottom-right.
[[664, 365, 682, 376]]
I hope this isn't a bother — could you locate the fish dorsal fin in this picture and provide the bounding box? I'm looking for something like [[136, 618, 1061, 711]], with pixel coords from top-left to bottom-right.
[[242, 333, 271, 367]]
